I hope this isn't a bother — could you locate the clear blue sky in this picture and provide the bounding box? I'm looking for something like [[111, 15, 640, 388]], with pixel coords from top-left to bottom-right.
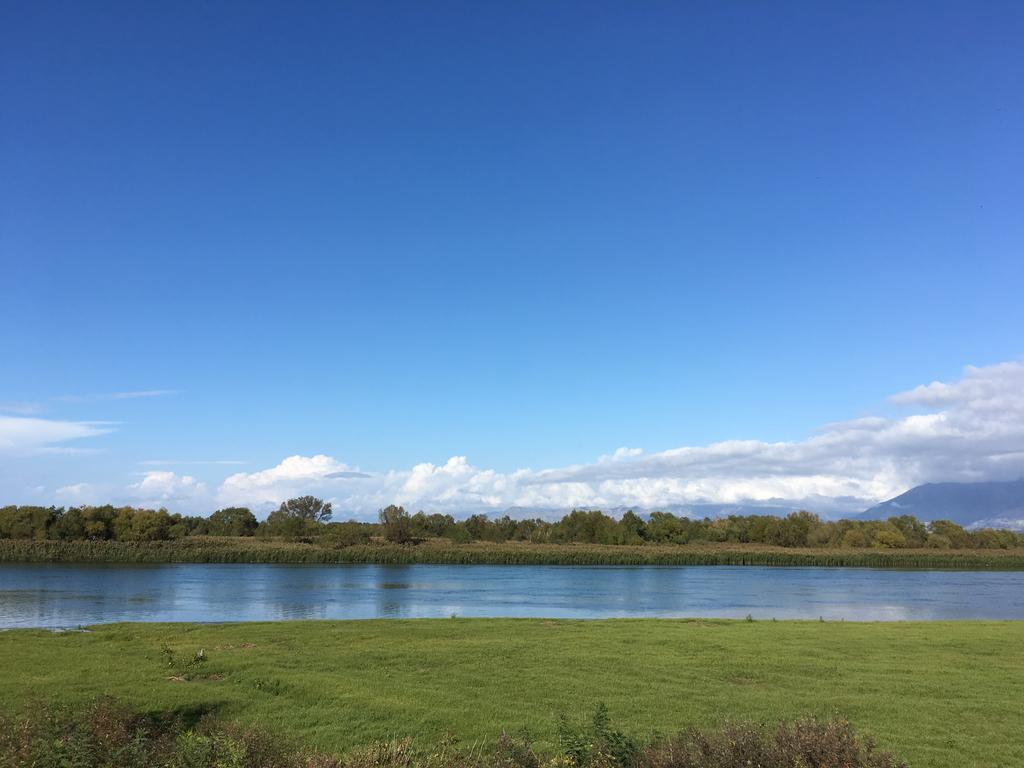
[[2, 2, 1022, 512]]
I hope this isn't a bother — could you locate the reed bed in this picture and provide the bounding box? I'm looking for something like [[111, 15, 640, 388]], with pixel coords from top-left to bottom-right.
[[3, 537, 1024, 568]]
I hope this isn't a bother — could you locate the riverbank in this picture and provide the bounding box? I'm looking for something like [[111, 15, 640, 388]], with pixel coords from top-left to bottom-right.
[[3, 536, 1024, 568], [1, 619, 1021, 767]]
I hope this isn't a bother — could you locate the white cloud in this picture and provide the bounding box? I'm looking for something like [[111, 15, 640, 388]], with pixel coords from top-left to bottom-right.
[[55, 472, 209, 510], [0, 416, 112, 454], [55, 483, 109, 506], [598, 446, 644, 463], [127, 471, 208, 508], [219, 455, 371, 506], [210, 361, 1024, 519], [24, 361, 1024, 519], [889, 362, 1024, 410]]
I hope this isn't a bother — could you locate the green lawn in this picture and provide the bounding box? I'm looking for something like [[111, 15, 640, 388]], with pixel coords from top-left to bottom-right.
[[2, 620, 1021, 767]]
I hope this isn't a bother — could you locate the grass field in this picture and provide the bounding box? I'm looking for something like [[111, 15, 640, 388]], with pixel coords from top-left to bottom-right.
[[1, 619, 1021, 767], [5, 537, 1024, 568]]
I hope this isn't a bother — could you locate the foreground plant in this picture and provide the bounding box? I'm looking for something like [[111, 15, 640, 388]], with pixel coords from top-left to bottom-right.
[[643, 718, 905, 768], [0, 699, 905, 768]]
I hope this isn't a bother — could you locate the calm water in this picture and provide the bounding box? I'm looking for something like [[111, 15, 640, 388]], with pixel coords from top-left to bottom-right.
[[2, 563, 1023, 628]]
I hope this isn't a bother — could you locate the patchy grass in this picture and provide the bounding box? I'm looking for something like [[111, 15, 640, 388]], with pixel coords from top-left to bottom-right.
[[1, 620, 1021, 767]]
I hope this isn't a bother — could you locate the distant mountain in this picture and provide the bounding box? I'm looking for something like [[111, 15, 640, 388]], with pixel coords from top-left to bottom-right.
[[615, 503, 805, 519], [859, 480, 1024, 530], [498, 501, 821, 522]]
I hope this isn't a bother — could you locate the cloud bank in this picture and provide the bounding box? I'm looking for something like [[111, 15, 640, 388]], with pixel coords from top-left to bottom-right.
[[41, 362, 1024, 519], [204, 361, 1024, 519]]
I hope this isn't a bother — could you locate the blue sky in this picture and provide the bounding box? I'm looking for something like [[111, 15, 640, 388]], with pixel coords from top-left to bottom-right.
[[2, 2, 1022, 517]]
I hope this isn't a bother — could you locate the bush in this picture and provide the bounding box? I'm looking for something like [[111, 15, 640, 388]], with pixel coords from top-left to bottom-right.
[[644, 717, 906, 768], [871, 527, 907, 549], [325, 521, 372, 547], [0, 697, 332, 768], [0, 699, 906, 768], [558, 703, 638, 768]]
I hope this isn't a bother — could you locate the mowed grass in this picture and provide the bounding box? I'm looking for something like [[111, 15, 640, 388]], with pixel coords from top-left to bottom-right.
[[1, 620, 1021, 768]]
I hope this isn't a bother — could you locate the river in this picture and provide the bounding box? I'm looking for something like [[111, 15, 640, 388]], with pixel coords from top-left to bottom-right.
[[2, 562, 1023, 627]]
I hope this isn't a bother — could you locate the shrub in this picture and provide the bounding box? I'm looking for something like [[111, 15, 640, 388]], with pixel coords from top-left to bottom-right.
[[0, 699, 906, 768], [325, 521, 372, 547], [871, 527, 907, 549], [841, 529, 869, 548], [0, 697, 331, 768], [644, 717, 906, 768], [558, 704, 638, 768]]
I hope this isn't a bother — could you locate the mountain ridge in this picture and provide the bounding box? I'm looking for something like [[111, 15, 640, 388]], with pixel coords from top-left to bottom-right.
[[858, 479, 1024, 530]]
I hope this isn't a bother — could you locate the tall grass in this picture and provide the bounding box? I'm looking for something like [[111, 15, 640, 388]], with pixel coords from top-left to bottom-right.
[[3, 537, 1024, 568]]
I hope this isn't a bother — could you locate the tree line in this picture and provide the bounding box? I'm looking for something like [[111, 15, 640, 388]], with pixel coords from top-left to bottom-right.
[[1, 498, 1021, 550]]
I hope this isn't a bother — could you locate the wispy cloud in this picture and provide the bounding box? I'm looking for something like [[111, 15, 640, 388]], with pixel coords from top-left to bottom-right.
[[139, 459, 247, 467], [54, 389, 180, 403], [0, 401, 48, 416], [0, 416, 113, 454], [37, 446, 105, 456]]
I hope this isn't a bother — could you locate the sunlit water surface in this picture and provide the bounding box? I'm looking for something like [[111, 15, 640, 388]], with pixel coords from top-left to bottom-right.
[[2, 563, 1023, 628]]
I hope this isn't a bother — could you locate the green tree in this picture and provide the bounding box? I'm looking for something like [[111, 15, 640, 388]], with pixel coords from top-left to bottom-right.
[[841, 528, 869, 548], [50, 507, 86, 540], [772, 511, 820, 547], [207, 507, 258, 536], [928, 519, 971, 548], [551, 510, 622, 544], [0, 506, 59, 539], [81, 506, 115, 540], [443, 522, 472, 543], [619, 511, 647, 543], [259, 509, 307, 538], [379, 504, 412, 543], [872, 524, 908, 549], [464, 514, 492, 541], [130, 508, 172, 541], [410, 512, 455, 538], [888, 515, 928, 547], [645, 511, 690, 543], [277, 496, 332, 523]]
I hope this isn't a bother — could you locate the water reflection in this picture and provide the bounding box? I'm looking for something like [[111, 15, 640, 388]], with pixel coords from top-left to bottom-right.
[[1, 563, 1023, 628]]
